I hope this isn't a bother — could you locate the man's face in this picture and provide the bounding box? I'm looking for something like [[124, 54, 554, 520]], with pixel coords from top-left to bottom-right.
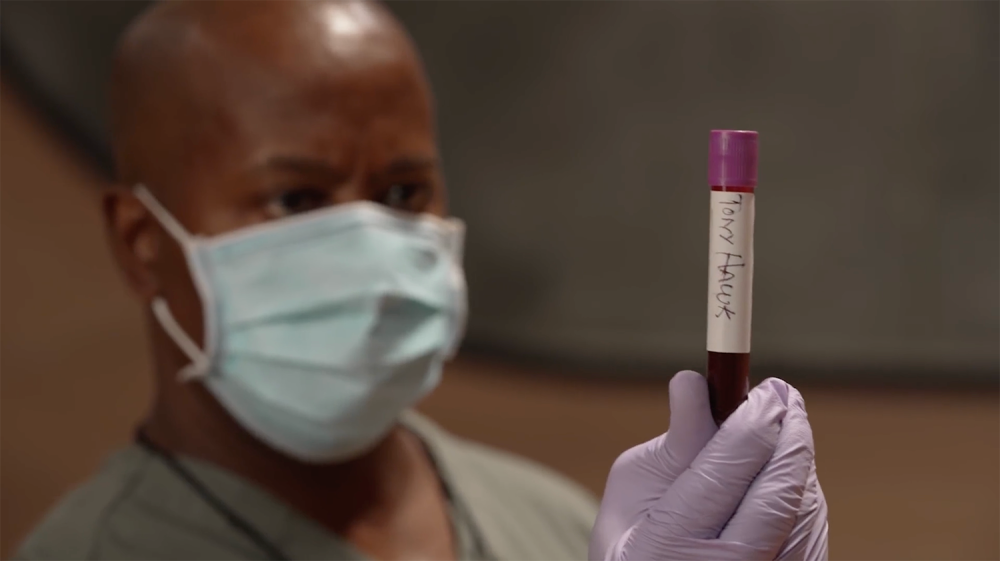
[[110, 1, 444, 351]]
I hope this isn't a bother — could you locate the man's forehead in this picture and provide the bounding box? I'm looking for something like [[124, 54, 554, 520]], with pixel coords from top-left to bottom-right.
[[123, 0, 416, 91], [174, 2, 431, 154]]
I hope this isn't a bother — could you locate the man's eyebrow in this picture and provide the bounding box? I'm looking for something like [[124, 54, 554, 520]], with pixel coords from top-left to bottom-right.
[[261, 155, 350, 178], [383, 156, 438, 175], [260, 155, 438, 176]]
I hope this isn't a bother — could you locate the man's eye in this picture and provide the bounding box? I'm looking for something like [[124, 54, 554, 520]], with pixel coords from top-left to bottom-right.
[[378, 183, 426, 211], [266, 187, 329, 217]]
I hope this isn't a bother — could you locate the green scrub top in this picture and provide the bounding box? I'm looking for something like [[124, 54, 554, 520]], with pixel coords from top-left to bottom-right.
[[14, 412, 599, 560]]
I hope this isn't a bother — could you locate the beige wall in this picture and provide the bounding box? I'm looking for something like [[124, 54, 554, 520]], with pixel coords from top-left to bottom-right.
[[1, 85, 998, 560], [1, 84, 150, 556]]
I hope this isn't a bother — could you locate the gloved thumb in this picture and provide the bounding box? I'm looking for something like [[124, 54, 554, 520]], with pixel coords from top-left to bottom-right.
[[636, 380, 787, 541], [589, 371, 718, 560], [658, 370, 719, 484], [600, 370, 718, 490]]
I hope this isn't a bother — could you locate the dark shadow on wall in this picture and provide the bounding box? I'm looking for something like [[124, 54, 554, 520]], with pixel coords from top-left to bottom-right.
[[0, 0, 150, 175]]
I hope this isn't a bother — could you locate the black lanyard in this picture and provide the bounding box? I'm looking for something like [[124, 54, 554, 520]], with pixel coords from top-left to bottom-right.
[[135, 430, 289, 560], [136, 430, 495, 561]]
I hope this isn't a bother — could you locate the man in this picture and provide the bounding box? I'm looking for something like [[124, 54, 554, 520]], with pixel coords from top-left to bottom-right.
[[16, 1, 827, 560]]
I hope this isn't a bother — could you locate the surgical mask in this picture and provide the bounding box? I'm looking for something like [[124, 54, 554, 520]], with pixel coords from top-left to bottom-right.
[[134, 185, 467, 462]]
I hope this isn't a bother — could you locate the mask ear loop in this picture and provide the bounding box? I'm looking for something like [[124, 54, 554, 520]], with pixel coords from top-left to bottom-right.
[[443, 220, 468, 359], [134, 184, 193, 244], [134, 184, 212, 381], [152, 299, 211, 380]]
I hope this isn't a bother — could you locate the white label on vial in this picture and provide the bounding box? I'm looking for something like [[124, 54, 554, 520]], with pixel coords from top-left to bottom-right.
[[707, 191, 755, 353]]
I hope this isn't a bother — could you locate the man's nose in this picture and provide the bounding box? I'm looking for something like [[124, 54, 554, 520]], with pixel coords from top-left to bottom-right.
[[330, 177, 370, 205]]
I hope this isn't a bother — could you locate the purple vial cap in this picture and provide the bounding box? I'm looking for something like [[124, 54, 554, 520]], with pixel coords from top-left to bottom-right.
[[709, 130, 758, 187]]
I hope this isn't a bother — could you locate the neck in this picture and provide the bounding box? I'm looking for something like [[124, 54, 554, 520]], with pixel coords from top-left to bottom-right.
[[143, 342, 424, 533]]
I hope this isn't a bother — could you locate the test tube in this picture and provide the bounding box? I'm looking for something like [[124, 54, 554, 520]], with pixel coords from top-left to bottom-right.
[[706, 130, 758, 425]]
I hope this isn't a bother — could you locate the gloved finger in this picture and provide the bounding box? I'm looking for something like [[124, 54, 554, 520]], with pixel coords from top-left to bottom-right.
[[615, 530, 773, 561], [776, 463, 829, 561], [720, 380, 812, 552], [636, 378, 788, 541]]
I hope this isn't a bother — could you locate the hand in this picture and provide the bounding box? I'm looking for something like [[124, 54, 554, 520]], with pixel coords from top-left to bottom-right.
[[589, 371, 828, 561]]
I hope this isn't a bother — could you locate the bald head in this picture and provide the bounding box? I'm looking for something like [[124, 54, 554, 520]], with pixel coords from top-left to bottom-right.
[[110, 0, 435, 206]]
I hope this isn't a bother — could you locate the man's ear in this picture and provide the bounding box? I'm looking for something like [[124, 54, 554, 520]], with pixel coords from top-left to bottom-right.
[[103, 183, 161, 301]]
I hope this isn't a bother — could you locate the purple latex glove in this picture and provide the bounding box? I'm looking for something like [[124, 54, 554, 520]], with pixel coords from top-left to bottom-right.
[[589, 371, 828, 561]]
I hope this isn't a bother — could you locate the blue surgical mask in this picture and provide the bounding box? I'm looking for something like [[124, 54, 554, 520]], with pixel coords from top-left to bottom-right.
[[134, 185, 467, 462]]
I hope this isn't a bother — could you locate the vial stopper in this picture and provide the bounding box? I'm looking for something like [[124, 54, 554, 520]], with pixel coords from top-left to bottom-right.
[[709, 130, 758, 187]]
